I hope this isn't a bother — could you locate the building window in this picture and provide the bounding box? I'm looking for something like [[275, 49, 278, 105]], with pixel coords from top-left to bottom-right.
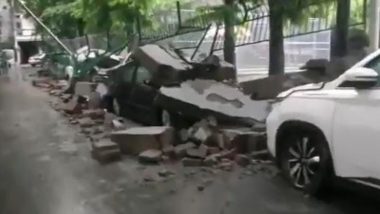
[[16, 22, 21, 29]]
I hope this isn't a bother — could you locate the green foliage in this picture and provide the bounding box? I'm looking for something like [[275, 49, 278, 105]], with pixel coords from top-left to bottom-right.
[[24, 0, 182, 38]]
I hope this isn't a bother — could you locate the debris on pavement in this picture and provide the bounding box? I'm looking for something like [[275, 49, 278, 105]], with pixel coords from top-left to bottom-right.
[[112, 118, 127, 130], [158, 169, 175, 177], [75, 81, 97, 97], [33, 45, 278, 179], [182, 157, 203, 167], [110, 126, 174, 155], [157, 79, 270, 125], [91, 139, 121, 164], [235, 154, 250, 167], [78, 117, 96, 128], [138, 149, 162, 164], [174, 142, 196, 158]]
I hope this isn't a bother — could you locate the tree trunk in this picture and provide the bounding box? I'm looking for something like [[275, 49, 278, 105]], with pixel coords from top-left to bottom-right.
[[77, 19, 85, 37], [330, 0, 350, 59], [268, 0, 285, 75], [223, 0, 236, 66], [106, 30, 111, 51]]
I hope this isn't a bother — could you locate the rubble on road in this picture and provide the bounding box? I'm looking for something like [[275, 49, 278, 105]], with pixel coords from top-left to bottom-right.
[[174, 142, 196, 158], [158, 169, 174, 177], [186, 144, 208, 159], [88, 90, 102, 109], [110, 126, 174, 155], [34, 44, 276, 174], [138, 149, 162, 164], [75, 82, 97, 97], [157, 79, 270, 126], [78, 117, 96, 128], [235, 154, 250, 167], [91, 139, 121, 164], [182, 157, 203, 167], [221, 128, 267, 153], [112, 118, 127, 130], [82, 109, 105, 120]]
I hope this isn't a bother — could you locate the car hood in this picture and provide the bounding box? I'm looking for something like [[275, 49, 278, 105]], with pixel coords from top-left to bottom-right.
[[277, 82, 325, 98]]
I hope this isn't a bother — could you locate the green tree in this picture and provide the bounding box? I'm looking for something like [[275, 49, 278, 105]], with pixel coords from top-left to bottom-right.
[[24, 0, 83, 38]]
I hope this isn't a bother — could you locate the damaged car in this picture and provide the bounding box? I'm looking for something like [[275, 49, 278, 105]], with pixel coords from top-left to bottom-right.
[[98, 44, 270, 127], [267, 50, 380, 194]]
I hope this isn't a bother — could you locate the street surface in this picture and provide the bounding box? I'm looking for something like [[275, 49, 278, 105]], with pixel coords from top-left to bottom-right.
[[0, 67, 379, 214]]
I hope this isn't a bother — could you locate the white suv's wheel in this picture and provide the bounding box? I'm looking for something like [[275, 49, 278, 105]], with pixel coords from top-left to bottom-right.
[[279, 129, 332, 194], [161, 110, 172, 127], [113, 99, 120, 116]]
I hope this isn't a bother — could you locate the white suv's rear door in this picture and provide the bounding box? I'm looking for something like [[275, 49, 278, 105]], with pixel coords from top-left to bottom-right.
[[333, 56, 380, 180]]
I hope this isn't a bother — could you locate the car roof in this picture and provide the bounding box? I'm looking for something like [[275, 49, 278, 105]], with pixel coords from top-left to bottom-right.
[[135, 44, 191, 72]]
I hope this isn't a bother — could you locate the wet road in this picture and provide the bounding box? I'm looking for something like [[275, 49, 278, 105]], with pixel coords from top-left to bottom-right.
[[0, 67, 380, 214]]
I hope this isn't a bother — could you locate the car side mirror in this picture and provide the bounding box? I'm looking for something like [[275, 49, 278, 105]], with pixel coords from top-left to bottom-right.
[[339, 67, 378, 89]]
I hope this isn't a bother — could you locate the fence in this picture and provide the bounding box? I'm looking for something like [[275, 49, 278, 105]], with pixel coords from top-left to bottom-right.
[[37, 0, 367, 72]]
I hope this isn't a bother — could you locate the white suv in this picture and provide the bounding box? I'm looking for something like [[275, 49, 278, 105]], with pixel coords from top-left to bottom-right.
[[267, 50, 380, 194]]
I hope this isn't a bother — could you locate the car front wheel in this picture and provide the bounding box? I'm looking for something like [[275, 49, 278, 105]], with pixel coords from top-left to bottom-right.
[[279, 129, 332, 194]]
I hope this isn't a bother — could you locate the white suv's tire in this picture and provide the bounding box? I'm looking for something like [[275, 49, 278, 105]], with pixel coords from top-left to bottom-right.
[[279, 129, 332, 195]]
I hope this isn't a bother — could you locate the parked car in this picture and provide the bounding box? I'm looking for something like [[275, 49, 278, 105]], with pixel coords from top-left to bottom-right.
[[101, 45, 190, 126], [266, 50, 380, 194], [28, 53, 46, 67], [100, 44, 240, 126]]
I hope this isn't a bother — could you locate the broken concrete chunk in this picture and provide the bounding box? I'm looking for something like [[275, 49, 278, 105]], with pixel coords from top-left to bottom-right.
[[218, 161, 234, 171], [214, 148, 237, 160], [162, 145, 175, 156], [82, 109, 105, 120], [158, 169, 174, 177], [252, 122, 266, 132], [78, 117, 95, 128], [192, 127, 212, 143], [222, 128, 266, 153], [111, 126, 174, 155], [203, 155, 219, 167], [104, 112, 118, 128], [250, 149, 270, 160], [112, 118, 127, 130], [60, 93, 72, 102], [92, 148, 121, 164], [75, 82, 97, 97], [182, 157, 203, 167], [92, 126, 105, 135], [174, 142, 196, 158], [235, 154, 250, 167], [92, 140, 119, 152], [186, 144, 208, 159], [206, 116, 218, 127], [63, 97, 82, 114], [204, 133, 223, 148], [159, 80, 270, 123], [207, 147, 220, 155], [179, 129, 189, 142], [81, 128, 92, 135], [88, 91, 102, 109], [139, 149, 162, 164]]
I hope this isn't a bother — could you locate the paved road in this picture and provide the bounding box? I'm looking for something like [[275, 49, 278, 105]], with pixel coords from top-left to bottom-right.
[[0, 68, 380, 214]]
